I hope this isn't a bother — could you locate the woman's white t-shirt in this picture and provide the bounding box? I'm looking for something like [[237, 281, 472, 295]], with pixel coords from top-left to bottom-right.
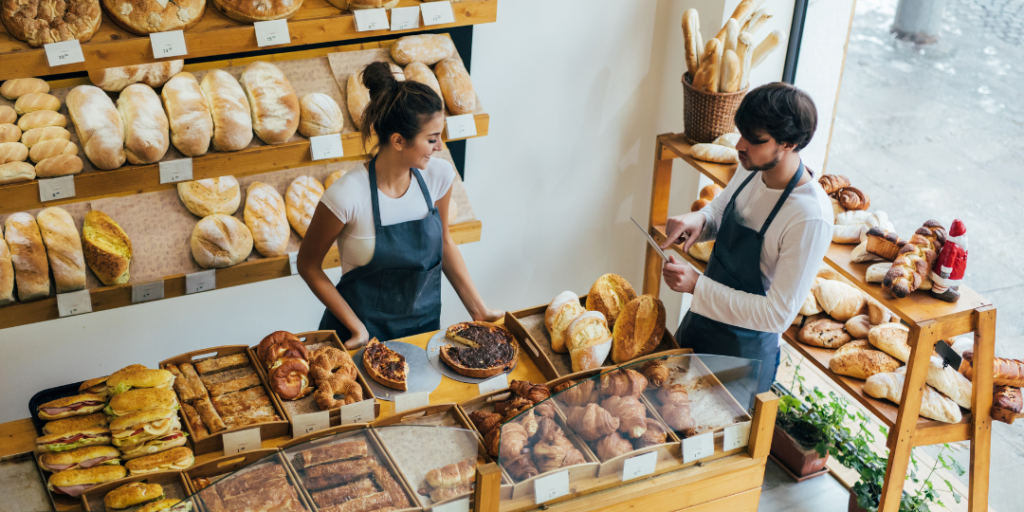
[[319, 157, 456, 274]]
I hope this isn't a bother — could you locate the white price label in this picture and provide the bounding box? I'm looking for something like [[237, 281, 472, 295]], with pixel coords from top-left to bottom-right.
[[38, 175, 75, 202], [159, 158, 193, 184], [254, 19, 290, 47], [149, 30, 187, 59], [433, 498, 469, 512], [394, 391, 429, 413], [222, 428, 261, 454], [288, 251, 298, 275], [291, 410, 329, 437], [621, 451, 657, 482], [340, 398, 375, 425], [185, 269, 216, 294], [723, 422, 751, 451], [390, 6, 421, 30], [477, 373, 508, 395], [57, 289, 92, 318], [353, 8, 389, 31], [132, 281, 165, 304], [533, 470, 569, 505], [682, 432, 715, 463], [309, 133, 344, 160], [420, 1, 455, 26], [445, 114, 477, 139], [44, 40, 85, 67]]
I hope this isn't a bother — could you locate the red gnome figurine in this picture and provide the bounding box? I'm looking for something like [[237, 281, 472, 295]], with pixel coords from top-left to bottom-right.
[[930, 219, 967, 302]]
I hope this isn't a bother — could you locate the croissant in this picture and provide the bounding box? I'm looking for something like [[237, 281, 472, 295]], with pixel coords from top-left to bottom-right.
[[601, 395, 648, 438], [640, 360, 669, 388], [836, 187, 870, 210], [600, 369, 648, 397], [818, 174, 851, 195], [499, 421, 530, 459], [556, 379, 598, 407], [656, 384, 690, 406], [534, 401, 555, 419], [510, 380, 550, 403], [484, 427, 500, 458], [533, 434, 582, 473], [566, 404, 620, 441], [518, 410, 539, 438], [503, 453, 539, 481], [634, 418, 668, 448], [469, 410, 502, 436], [660, 404, 695, 433], [596, 432, 634, 461], [496, 396, 534, 422]]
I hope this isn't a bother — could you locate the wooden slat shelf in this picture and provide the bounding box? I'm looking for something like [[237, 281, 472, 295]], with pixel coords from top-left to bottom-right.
[[0, 0, 498, 81]]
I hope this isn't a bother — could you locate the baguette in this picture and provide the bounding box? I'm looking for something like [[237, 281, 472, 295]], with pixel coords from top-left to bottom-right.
[[435, 58, 476, 115], [752, 30, 784, 69], [66, 85, 127, 170], [0, 141, 28, 164], [0, 124, 20, 143], [742, 7, 773, 34], [720, 49, 741, 93], [691, 143, 738, 164], [0, 234, 13, 306], [0, 161, 35, 184], [960, 350, 1024, 387], [737, 32, 754, 90], [117, 84, 170, 164], [35, 155, 83, 178], [29, 139, 77, 163], [5, 212, 50, 301], [0, 106, 14, 124], [17, 110, 66, 131], [715, 0, 762, 41], [240, 61, 300, 145], [21, 126, 70, 148], [200, 70, 253, 152], [864, 372, 962, 423], [682, 8, 701, 76], [1, 78, 49, 100], [14, 93, 61, 115], [703, 39, 724, 92], [723, 19, 740, 53], [922, 355, 972, 410], [162, 72, 213, 157], [36, 207, 86, 293]]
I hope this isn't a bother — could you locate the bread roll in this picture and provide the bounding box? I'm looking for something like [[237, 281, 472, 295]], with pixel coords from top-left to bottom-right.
[[566, 311, 613, 372], [0, 234, 13, 306], [0, 141, 28, 164], [752, 30, 784, 69], [1, 78, 49, 100], [35, 155, 83, 178], [0, 106, 14, 125], [0, 161, 35, 184], [4, 212, 50, 301], [17, 110, 66, 131], [284, 176, 323, 238], [845, 315, 872, 340], [324, 169, 345, 190], [390, 34, 456, 65], [240, 61, 299, 145], [21, 126, 70, 148], [799, 289, 822, 316], [864, 371, 961, 423], [797, 316, 850, 348], [867, 323, 911, 362], [244, 182, 289, 257], [29, 139, 77, 163], [117, 84, 170, 164], [88, 61, 183, 92], [161, 72, 213, 157], [435, 58, 475, 115], [14, 93, 60, 115], [347, 70, 371, 131], [297, 93, 343, 138], [688, 240, 713, 262], [586, 273, 637, 326], [82, 210, 132, 286], [403, 62, 444, 109], [711, 133, 740, 149], [200, 70, 253, 152], [0, 124, 20, 143], [177, 176, 240, 217], [545, 291, 585, 354], [36, 207, 86, 293], [66, 85, 127, 170], [828, 339, 901, 380], [691, 143, 738, 164], [867, 299, 894, 325], [611, 295, 666, 363], [191, 214, 253, 269], [813, 280, 867, 321]]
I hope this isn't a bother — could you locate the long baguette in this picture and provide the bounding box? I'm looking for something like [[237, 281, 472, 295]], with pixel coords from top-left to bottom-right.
[[720, 49, 741, 93], [704, 40, 724, 92], [743, 7, 773, 34], [690, 39, 721, 90], [682, 9, 701, 76], [752, 30, 784, 69], [960, 349, 1024, 387], [715, 0, 763, 41], [737, 32, 754, 90], [723, 19, 740, 53]]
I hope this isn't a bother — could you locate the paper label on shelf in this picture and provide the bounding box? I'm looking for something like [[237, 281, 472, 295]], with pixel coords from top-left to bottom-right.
[[477, 374, 507, 395], [445, 114, 477, 139], [420, 1, 455, 26], [682, 432, 715, 463], [150, 30, 187, 59], [44, 40, 85, 67], [288, 251, 298, 275], [131, 281, 165, 304], [621, 451, 658, 482], [291, 410, 329, 437], [533, 470, 569, 505], [354, 8, 389, 31], [159, 158, 193, 184], [254, 19, 290, 47], [394, 391, 429, 413], [223, 428, 261, 454], [723, 421, 751, 451], [433, 498, 469, 512], [185, 269, 216, 294], [309, 133, 344, 160], [56, 289, 92, 318], [38, 175, 75, 202], [340, 398, 376, 425], [390, 6, 421, 30]]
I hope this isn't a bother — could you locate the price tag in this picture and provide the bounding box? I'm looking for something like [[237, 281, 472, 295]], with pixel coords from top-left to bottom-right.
[[38, 175, 75, 202], [394, 391, 429, 413], [222, 428, 261, 454], [354, 8, 389, 31], [57, 289, 92, 318], [288, 252, 299, 275], [44, 40, 85, 67], [159, 158, 193, 184], [291, 410, 329, 437], [390, 6, 421, 30], [185, 269, 216, 295], [340, 398, 376, 425], [433, 498, 469, 512], [682, 432, 715, 463], [309, 133, 344, 161], [132, 281, 165, 304], [420, 1, 455, 26], [445, 114, 477, 139], [477, 373, 508, 395], [533, 470, 569, 505], [621, 451, 657, 482], [254, 19, 290, 47], [149, 30, 187, 59], [723, 422, 751, 451]]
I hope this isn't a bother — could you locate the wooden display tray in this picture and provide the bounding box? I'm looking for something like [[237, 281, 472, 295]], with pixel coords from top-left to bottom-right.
[[249, 330, 379, 434], [186, 450, 313, 512], [159, 345, 290, 456], [80, 470, 193, 512], [0, 0, 499, 81]]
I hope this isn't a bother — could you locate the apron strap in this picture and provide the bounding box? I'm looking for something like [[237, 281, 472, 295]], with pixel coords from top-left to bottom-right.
[[757, 160, 805, 239], [367, 159, 436, 229], [410, 167, 435, 211]]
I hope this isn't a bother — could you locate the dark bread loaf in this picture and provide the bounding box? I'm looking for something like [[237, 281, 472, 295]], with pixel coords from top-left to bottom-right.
[[991, 385, 1022, 424]]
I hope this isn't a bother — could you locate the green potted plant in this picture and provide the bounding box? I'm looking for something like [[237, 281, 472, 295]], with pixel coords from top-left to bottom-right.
[[771, 393, 832, 478]]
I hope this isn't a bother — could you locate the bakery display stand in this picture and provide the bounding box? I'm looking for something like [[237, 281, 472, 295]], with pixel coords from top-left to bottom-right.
[[641, 133, 996, 512]]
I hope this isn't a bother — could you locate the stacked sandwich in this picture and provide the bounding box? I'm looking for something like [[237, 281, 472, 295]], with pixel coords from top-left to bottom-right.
[[105, 366, 193, 471], [103, 481, 193, 512]]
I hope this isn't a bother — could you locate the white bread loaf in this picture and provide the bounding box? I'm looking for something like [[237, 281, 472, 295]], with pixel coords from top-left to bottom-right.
[[799, 289, 822, 316], [435, 58, 475, 116], [28, 139, 77, 163], [545, 291, 585, 354], [297, 93, 343, 138], [813, 279, 867, 321], [390, 35, 456, 65], [691, 143, 738, 164], [919, 356, 972, 409], [88, 61, 184, 92], [828, 339, 901, 380], [191, 214, 253, 269], [162, 72, 213, 157], [244, 181, 289, 257], [4, 212, 50, 301], [36, 207, 86, 293], [0, 124, 20, 143], [240, 61, 299, 145], [403, 62, 444, 109], [284, 176, 323, 238], [17, 110, 66, 131], [200, 70, 253, 152], [117, 84, 170, 164], [35, 155, 84, 178], [0, 232, 13, 306], [566, 311, 612, 372], [177, 176, 240, 217], [66, 85, 127, 170], [1, 78, 49, 100], [347, 70, 370, 131], [0, 161, 35, 184], [865, 262, 889, 283], [14, 93, 60, 115], [864, 371, 961, 423], [0, 106, 14, 125], [867, 323, 911, 362], [21, 126, 70, 148], [0, 142, 28, 164]]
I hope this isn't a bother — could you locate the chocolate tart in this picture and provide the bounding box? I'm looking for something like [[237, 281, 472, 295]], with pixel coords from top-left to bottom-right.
[[363, 338, 408, 391], [440, 322, 519, 378]]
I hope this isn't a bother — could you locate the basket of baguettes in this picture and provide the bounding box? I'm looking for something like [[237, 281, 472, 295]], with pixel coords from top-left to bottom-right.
[[680, 0, 784, 143]]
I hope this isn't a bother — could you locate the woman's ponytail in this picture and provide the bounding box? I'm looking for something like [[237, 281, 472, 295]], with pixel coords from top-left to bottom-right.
[[360, 61, 444, 153]]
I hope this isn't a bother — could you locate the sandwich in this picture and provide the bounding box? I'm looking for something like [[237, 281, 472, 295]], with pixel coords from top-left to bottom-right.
[[110, 408, 182, 449], [79, 376, 111, 398], [106, 388, 178, 418], [36, 426, 112, 452], [44, 412, 108, 435], [104, 482, 164, 511], [39, 445, 121, 472], [118, 424, 188, 460], [107, 368, 175, 396], [125, 447, 194, 475], [47, 465, 127, 497], [140, 499, 192, 512], [37, 393, 108, 420]]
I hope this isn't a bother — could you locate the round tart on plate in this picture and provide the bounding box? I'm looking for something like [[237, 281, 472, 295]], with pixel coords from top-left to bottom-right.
[[440, 322, 519, 378]]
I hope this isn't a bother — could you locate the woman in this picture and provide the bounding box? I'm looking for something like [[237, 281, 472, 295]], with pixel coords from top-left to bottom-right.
[[298, 62, 501, 349]]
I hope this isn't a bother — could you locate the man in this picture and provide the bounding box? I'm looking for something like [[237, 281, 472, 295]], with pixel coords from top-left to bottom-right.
[[661, 83, 833, 394]]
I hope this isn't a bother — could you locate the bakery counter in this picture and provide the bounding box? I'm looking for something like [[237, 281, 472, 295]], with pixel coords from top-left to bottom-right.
[[0, 0, 499, 81]]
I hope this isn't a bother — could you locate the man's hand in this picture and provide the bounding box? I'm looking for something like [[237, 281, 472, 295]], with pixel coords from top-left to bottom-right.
[[662, 212, 706, 253], [663, 255, 700, 294]]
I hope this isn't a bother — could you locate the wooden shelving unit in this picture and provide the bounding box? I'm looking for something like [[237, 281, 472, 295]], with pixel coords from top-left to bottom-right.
[[642, 133, 996, 512], [0, 0, 498, 81]]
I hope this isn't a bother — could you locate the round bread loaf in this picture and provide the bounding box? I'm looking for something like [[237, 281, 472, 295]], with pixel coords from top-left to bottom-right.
[[190, 214, 253, 269], [797, 316, 851, 349], [285, 176, 324, 238], [1, 78, 49, 100], [298, 93, 343, 138], [611, 295, 666, 363], [586, 273, 637, 327], [101, 0, 204, 35], [210, 0, 301, 22], [1, 0, 102, 48], [177, 176, 240, 217], [566, 311, 612, 372]]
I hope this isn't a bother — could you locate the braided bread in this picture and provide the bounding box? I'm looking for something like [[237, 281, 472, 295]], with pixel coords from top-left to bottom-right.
[[818, 174, 851, 195], [314, 373, 363, 409], [882, 220, 946, 298], [836, 187, 870, 211]]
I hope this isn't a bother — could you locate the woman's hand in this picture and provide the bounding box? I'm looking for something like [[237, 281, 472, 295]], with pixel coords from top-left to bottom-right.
[[473, 307, 505, 323], [662, 212, 706, 253], [343, 327, 370, 349], [663, 255, 700, 294]]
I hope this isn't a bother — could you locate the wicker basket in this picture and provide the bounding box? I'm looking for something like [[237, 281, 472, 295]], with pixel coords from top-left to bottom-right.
[[682, 72, 748, 144]]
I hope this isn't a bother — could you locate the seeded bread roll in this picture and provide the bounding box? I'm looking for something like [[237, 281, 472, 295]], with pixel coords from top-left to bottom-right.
[[284, 175, 323, 238], [161, 72, 213, 157], [297, 93, 343, 138], [29, 138, 77, 163], [4, 212, 50, 301], [35, 155, 83, 178], [117, 84, 170, 164], [177, 176, 241, 217], [1, 78, 49, 100], [191, 214, 253, 268], [36, 207, 86, 293], [199, 69, 252, 152], [0, 124, 20, 143], [21, 126, 70, 148], [435, 58, 475, 115], [88, 61, 184, 92], [17, 110, 66, 131], [240, 61, 299, 145], [0, 141, 28, 164], [390, 34, 456, 65], [0, 161, 35, 184], [244, 181, 289, 257], [66, 85, 127, 170]]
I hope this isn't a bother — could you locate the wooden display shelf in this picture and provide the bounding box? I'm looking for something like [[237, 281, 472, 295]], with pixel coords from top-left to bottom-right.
[[0, 0, 498, 81], [651, 224, 707, 272]]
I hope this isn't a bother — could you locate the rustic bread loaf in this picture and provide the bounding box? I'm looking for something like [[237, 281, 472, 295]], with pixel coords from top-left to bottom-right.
[[4, 212, 50, 301], [586, 273, 637, 327], [324, 169, 345, 190], [36, 207, 86, 293], [82, 210, 132, 286], [867, 323, 911, 362], [297, 93, 343, 138], [117, 84, 170, 164], [244, 181, 289, 257], [191, 214, 253, 269], [828, 339, 901, 380], [611, 295, 666, 363], [210, 0, 301, 23], [240, 61, 299, 145], [390, 34, 456, 65], [66, 85, 127, 170], [845, 315, 872, 340], [1, 0, 102, 48], [1, 78, 49, 100], [921, 355, 972, 410], [199, 70, 253, 152], [797, 316, 851, 348], [813, 279, 867, 322], [284, 175, 323, 238], [88, 61, 183, 92], [346, 71, 371, 131], [100, 0, 204, 35], [435, 58, 475, 115], [177, 176, 240, 217], [864, 371, 962, 423]]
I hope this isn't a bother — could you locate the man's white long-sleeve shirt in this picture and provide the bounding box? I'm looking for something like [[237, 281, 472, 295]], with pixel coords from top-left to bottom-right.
[[691, 166, 834, 333]]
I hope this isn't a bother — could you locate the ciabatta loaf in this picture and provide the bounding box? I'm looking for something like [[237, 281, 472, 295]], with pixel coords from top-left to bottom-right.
[[117, 84, 170, 164], [200, 70, 252, 152], [66, 85, 126, 170], [240, 61, 299, 145], [162, 72, 213, 157]]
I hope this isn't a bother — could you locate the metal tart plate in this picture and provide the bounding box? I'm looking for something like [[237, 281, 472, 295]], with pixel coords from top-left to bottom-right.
[[353, 341, 442, 401], [426, 331, 519, 384]]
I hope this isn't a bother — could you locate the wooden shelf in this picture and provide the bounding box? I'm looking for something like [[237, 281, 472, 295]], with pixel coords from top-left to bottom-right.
[[0, 0, 498, 81], [658, 133, 735, 187], [651, 224, 707, 272]]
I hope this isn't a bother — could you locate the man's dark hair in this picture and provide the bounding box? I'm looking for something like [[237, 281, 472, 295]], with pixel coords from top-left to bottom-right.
[[734, 83, 817, 151]]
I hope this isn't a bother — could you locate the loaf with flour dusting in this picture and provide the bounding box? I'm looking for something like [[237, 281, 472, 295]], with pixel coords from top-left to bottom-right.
[[244, 182, 289, 257], [4, 212, 50, 301], [88, 61, 183, 92], [162, 72, 213, 157], [66, 85, 127, 170], [240, 61, 299, 145], [117, 84, 170, 164], [200, 70, 252, 152], [36, 207, 86, 293], [435, 58, 475, 116]]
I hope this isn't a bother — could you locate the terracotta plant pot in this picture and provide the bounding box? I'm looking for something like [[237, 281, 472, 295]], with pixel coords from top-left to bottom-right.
[[848, 490, 872, 512], [770, 424, 828, 478]]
